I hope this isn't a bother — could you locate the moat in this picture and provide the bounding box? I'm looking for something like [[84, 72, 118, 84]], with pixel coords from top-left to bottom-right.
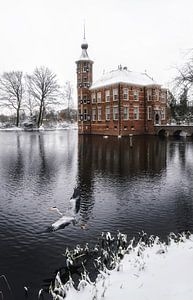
[[0, 131, 193, 299]]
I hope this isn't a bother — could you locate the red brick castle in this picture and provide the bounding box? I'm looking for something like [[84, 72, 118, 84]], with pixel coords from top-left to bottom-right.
[[76, 36, 167, 136]]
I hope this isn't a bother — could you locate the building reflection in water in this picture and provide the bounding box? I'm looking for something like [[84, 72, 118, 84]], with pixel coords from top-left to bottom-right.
[[167, 139, 193, 233], [78, 135, 167, 225]]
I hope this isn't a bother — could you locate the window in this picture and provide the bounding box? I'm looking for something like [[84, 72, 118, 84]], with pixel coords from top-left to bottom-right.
[[113, 106, 119, 120], [97, 92, 101, 103], [123, 106, 129, 120], [92, 108, 96, 121], [105, 90, 110, 102], [161, 108, 165, 120], [133, 90, 139, 101], [77, 64, 81, 73], [83, 62, 88, 72], [91, 93, 96, 103], [123, 88, 128, 100], [84, 109, 87, 121], [113, 88, 118, 101], [133, 107, 139, 120], [83, 95, 87, 104], [98, 107, 102, 121], [106, 106, 110, 120], [83, 77, 87, 82], [147, 106, 152, 120], [147, 90, 152, 101]]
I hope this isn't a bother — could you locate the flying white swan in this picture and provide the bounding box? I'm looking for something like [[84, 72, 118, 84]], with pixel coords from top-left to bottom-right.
[[48, 187, 80, 231]]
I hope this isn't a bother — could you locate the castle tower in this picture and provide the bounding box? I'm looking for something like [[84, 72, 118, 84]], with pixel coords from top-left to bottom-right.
[[76, 31, 93, 134]]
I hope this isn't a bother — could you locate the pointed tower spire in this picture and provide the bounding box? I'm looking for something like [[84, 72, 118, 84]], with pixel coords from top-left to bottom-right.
[[83, 20, 86, 40], [79, 22, 91, 60]]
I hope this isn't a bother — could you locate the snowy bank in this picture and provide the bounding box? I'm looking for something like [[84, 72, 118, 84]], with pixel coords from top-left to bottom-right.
[[50, 233, 193, 300], [0, 126, 24, 131], [0, 123, 78, 132]]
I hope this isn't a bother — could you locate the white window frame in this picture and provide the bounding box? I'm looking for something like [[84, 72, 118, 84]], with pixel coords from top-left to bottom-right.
[[106, 106, 110, 120], [133, 107, 139, 120], [113, 106, 119, 120], [147, 106, 152, 120], [133, 89, 139, 101], [123, 106, 129, 120], [97, 92, 101, 103], [98, 107, 102, 121], [123, 88, 128, 100], [92, 108, 96, 121], [91, 93, 96, 103], [113, 88, 118, 101], [105, 90, 110, 102], [147, 90, 152, 101]]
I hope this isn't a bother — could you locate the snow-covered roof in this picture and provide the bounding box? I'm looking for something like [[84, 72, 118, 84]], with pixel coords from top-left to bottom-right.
[[78, 50, 92, 61], [90, 68, 160, 90]]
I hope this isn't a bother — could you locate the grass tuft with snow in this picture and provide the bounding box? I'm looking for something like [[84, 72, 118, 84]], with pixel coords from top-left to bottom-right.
[[50, 232, 193, 300]]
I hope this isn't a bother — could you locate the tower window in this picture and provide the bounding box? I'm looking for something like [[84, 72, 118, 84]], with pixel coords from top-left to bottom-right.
[[83, 77, 87, 82], [84, 109, 87, 121], [83, 95, 87, 104]]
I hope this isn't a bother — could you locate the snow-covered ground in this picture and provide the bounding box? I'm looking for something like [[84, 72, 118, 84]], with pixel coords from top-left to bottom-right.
[[0, 122, 78, 131], [50, 233, 193, 300], [0, 126, 24, 131]]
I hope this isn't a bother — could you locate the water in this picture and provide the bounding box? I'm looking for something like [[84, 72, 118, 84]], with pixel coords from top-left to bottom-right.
[[0, 131, 193, 299]]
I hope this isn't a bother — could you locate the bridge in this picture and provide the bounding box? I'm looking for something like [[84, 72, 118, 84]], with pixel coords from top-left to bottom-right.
[[154, 125, 193, 137]]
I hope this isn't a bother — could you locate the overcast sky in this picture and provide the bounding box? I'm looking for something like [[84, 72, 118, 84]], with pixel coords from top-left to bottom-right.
[[0, 0, 193, 94]]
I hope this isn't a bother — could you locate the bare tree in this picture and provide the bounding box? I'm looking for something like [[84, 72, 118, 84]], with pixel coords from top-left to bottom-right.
[[0, 71, 24, 126], [175, 51, 193, 91], [62, 81, 74, 121], [27, 66, 59, 127]]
